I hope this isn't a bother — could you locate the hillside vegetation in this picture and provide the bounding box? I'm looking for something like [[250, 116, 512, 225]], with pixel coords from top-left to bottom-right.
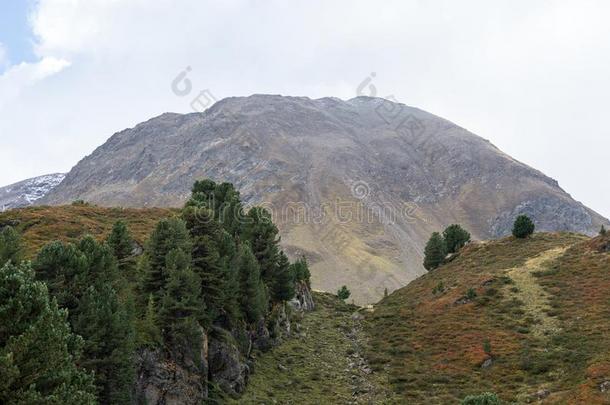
[[365, 232, 610, 403], [0, 205, 175, 256]]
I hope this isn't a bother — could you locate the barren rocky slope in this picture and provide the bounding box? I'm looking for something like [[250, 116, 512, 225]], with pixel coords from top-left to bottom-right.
[[41, 95, 608, 303]]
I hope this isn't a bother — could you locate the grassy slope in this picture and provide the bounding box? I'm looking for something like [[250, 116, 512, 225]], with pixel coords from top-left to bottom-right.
[[364, 232, 610, 404], [236, 292, 399, 404], [0, 205, 176, 256]]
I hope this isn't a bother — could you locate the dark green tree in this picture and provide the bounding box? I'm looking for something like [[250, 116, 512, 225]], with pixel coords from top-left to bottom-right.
[[512, 215, 535, 239], [0, 262, 96, 404], [136, 294, 162, 348], [33, 241, 89, 315], [158, 249, 204, 345], [337, 285, 351, 300], [74, 284, 135, 404], [442, 224, 471, 253], [0, 226, 22, 267], [423, 232, 447, 270], [142, 218, 191, 300], [106, 220, 135, 274], [271, 251, 295, 302], [601, 225, 607, 236], [187, 179, 244, 237], [242, 207, 280, 283], [77, 235, 120, 287], [34, 237, 135, 404], [236, 244, 267, 323], [291, 256, 311, 287], [182, 206, 235, 324]]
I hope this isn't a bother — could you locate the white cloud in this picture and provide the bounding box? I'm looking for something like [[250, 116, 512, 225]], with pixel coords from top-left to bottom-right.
[[0, 0, 609, 218], [0, 43, 7, 68], [0, 57, 70, 110]]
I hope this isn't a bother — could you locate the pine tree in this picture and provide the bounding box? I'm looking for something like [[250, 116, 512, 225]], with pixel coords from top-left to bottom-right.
[[271, 251, 295, 302], [106, 220, 136, 275], [0, 226, 22, 267], [78, 235, 120, 287], [601, 225, 607, 236], [136, 294, 162, 347], [158, 251, 204, 345], [442, 224, 471, 253], [512, 215, 535, 239], [33, 241, 89, 315], [188, 180, 244, 236], [242, 207, 280, 284], [337, 285, 351, 300], [0, 262, 96, 404], [74, 284, 135, 404], [291, 256, 311, 287], [142, 218, 191, 300], [182, 206, 232, 324], [423, 232, 447, 270], [236, 244, 267, 323]]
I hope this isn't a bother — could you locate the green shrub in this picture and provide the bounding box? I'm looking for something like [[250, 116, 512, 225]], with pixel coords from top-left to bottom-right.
[[512, 215, 535, 238], [461, 392, 501, 405], [337, 285, 350, 300]]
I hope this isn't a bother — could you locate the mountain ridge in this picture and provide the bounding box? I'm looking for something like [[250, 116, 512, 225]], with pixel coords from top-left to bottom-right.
[[39, 94, 609, 303]]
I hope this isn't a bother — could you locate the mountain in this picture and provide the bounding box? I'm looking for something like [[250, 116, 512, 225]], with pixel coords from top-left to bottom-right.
[[0, 173, 65, 211], [364, 232, 610, 403], [40, 95, 608, 303]]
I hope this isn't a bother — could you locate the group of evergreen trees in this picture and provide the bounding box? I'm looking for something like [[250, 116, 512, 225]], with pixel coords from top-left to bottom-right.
[[423, 224, 472, 270], [0, 179, 311, 404], [424, 215, 538, 271]]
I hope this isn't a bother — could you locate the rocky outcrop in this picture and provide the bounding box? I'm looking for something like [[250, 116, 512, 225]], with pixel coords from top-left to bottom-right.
[[208, 331, 250, 397], [289, 281, 315, 312], [135, 341, 208, 405], [136, 282, 316, 403]]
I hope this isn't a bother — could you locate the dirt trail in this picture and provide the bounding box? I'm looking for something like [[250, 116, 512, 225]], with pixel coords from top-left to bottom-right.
[[236, 293, 397, 404], [506, 247, 568, 338]]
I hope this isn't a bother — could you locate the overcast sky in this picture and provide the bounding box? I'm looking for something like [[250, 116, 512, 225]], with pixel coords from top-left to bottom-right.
[[0, 0, 608, 218]]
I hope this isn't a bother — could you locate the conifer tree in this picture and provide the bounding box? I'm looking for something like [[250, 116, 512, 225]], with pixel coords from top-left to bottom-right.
[[0, 226, 22, 267], [78, 235, 120, 287], [158, 250, 204, 344], [182, 206, 232, 324], [107, 220, 135, 274], [243, 207, 280, 283], [512, 215, 535, 239], [236, 244, 267, 323], [337, 285, 351, 300], [188, 180, 244, 236], [136, 294, 162, 347], [601, 225, 607, 236], [291, 256, 311, 287], [33, 241, 89, 315], [143, 218, 191, 300], [442, 224, 471, 253], [0, 262, 96, 404], [423, 232, 447, 270], [74, 284, 135, 404], [271, 251, 295, 302]]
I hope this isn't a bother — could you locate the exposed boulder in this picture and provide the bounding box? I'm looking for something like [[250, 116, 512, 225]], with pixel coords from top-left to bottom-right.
[[208, 331, 250, 397]]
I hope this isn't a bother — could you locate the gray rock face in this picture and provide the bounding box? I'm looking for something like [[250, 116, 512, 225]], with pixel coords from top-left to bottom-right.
[[135, 342, 208, 405], [0, 173, 65, 211], [289, 281, 315, 312], [40, 95, 609, 303], [208, 334, 250, 397], [489, 195, 595, 237]]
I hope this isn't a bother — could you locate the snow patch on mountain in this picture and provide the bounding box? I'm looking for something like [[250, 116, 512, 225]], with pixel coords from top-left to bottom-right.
[[0, 173, 66, 211]]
